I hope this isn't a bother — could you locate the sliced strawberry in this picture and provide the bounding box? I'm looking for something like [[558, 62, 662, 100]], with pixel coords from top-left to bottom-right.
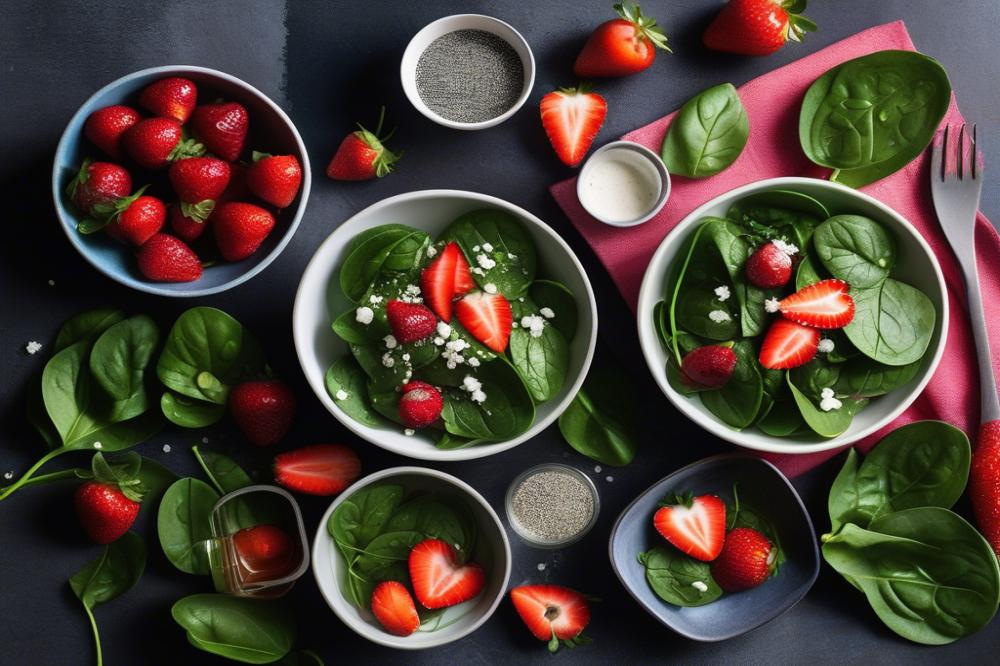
[[779, 279, 855, 329], [709, 526, 775, 592], [420, 242, 474, 322], [371, 581, 420, 637], [454, 292, 513, 353], [745, 242, 793, 289], [399, 380, 444, 429], [681, 345, 737, 388], [273, 444, 360, 496], [759, 318, 820, 370], [509, 585, 591, 652], [386, 299, 436, 343], [653, 494, 726, 561], [408, 539, 485, 610], [539, 86, 607, 167]]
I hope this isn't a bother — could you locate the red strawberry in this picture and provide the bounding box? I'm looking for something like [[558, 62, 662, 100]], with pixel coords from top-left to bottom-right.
[[229, 379, 297, 447], [703, 0, 817, 56], [574, 3, 672, 78], [539, 86, 607, 167], [746, 241, 793, 288], [212, 202, 276, 262], [370, 581, 420, 637], [138, 76, 198, 123], [454, 292, 513, 353], [386, 300, 437, 344], [681, 345, 738, 388], [273, 443, 361, 496], [135, 233, 203, 282], [408, 539, 485, 609], [326, 108, 400, 180], [420, 242, 474, 321], [509, 585, 591, 652], [83, 105, 141, 159], [653, 493, 727, 561], [190, 101, 249, 161], [398, 380, 444, 429], [759, 318, 819, 370], [779, 279, 855, 329], [247, 152, 303, 208], [107, 194, 166, 246], [710, 527, 775, 592], [971, 421, 1000, 557], [123, 117, 204, 169], [232, 524, 296, 577], [169, 204, 209, 243], [67, 159, 131, 215], [75, 482, 140, 544], [219, 162, 252, 203], [169, 156, 231, 223]]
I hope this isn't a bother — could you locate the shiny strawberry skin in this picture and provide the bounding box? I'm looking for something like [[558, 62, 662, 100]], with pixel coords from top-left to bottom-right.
[[326, 133, 380, 180], [408, 538, 485, 609], [123, 117, 184, 169], [573, 5, 671, 77], [759, 318, 820, 369], [229, 380, 297, 447], [135, 233, 202, 282], [509, 584, 591, 648], [681, 345, 738, 388], [746, 242, 793, 288], [703, 0, 789, 56], [169, 157, 231, 203], [371, 581, 420, 637], [69, 161, 132, 214], [247, 154, 303, 208], [971, 420, 1000, 557], [710, 526, 774, 592], [212, 202, 276, 262], [138, 76, 198, 123], [84, 105, 141, 160], [386, 300, 437, 343], [169, 204, 208, 243], [74, 481, 140, 544], [191, 102, 249, 161], [273, 444, 361, 496], [113, 195, 166, 246], [398, 380, 444, 429]]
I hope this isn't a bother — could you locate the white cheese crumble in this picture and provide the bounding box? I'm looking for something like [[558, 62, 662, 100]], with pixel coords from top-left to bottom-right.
[[433, 336, 445, 346], [93, 441, 103, 450], [384, 335, 398, 349], [442, 338, 469, 368], [820, 387, 843, 412], [476, 254, 496, 270], [473, 245, 481, 252], [594, 465, 602, 473], [772, 239, 799, 256], [482, 242, 494, 252], [691, 581, 709, 592], [381, 352, 395, 368], [335, 389, 349, 401], [47, 279, 55, 286], [369, 294, 383, 304], [202, 436, 209, 444], [540, 307, 555, 319], [3, 471, 13, 480], [402, 353, 411, 361], [436, 322, 452, 338], [471, 266, 486, 276], [537, 562, 546, 571], [714, 285, 731, 302], [707, 310, 731, 323], [426, 245, 437, 258], [818, 338, 835, 353], [764, 297, 781, 313], [467, 357, 481, 367], [26, 341, 42, 354], [520, 314, 546, 337], [406, 284, 421, 295], [461, 375, 487, 403], [162, 444, 172, 453], [355, 306, 374, 325], [483, 283, 498, 294], [508, 253, 517, 260], [605, 475, 614, 482], [404, 429, 415, 436]]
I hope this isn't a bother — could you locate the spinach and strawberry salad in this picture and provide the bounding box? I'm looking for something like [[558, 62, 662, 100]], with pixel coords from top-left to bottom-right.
[[325, 208, 579, 448], [654, 188, 937, 439]]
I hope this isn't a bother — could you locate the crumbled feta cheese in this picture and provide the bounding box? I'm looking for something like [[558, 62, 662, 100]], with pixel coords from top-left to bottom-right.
[[384, 335, 398, 349], [47, 279, 55, 286], [381, 353, 395, 368], [406, 284, 421, 295], [539, 307, 555, 319], [714, 285, 731, 302], [461, 375, 488, 403], [25, 341, 42, 354], [404, 429, 415, 437], [537, 562, 546, 571], [93, 441, 103, 450], [355, 306, 374, 325], [3, 471, 13, 480], [520, 314, 546, 337], [433, 337, 445, 346], [471, 266, 485, 276], [436, 322, 452, 338], [691, 581, 709, 592], [201, 437, 209, 444], [335, 389, 349, 401], [369, 294, 383, 305], [471, 390, 487, 404], [594, 465, 602, 473], [483, 283, 498, 294], [818, 338, 835, 353], [162, 444, 172, 453], [473, 245, 481, 252], [426, 245, 437, 258], [476, 254, 496, 270], [707, 310, 731, 323], [820, 387, 843, 412], [508, 253, 517, 260], [402, 353, 411, 362], [605, 475, 614, 482], [772, 239, 799, 256], [467, 357, 480, 367], [482, 242, 494, 252], [764, 297, 781, 313]]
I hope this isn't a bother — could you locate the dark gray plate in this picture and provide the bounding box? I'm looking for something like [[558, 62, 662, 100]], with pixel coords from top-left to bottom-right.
[[608, 454, 820, 641]]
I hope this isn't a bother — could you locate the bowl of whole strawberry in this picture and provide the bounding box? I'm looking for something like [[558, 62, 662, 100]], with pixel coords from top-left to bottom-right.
[[53, 65, 310, 296], [638, 177, 948, 455]]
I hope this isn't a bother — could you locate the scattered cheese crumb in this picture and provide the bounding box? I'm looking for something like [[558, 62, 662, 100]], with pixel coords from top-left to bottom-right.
[[436, 322, 452, 338], [381, 352, 395, 368], [707, 310, 731, 323], [605, 475, 614, 482], [482, 242, 494, 252], [162, 444, 172, 453], [820, 387, 843, 412], [406, 284, 421, 295], [384, 335, 398, 349], [818, 338, 835, 353], [692, 581, 709, 592], [473, 245, 481, 252], [47, 279, 55, 286], [433, 337, 445, 346], [25, 341, 42, 354], [426, 245, 437, 258], [540, 307, 555, 319], [520, 314, 546, 337], [404, 429, 415, 437], [508, 253, 517, 260], [3, 471, 13, 480], [476, 254, 496, 270], [355, 306, 374, 325], [594, 465, 602, 473], [772, 239, 799, 256], [402, 353, 411, 362], [471, 266, 486, 276], [369, 294, 383, 305], [764, 297, 781, 313], [335, 389, 349, 401], [93, 441, 103, 450], [467, 357, 480, 367], [461, 375, 487, 403], [537, 562, 546, 571], [714, 285, 731, 302], [202, 437, 209, 444], [483, 283, 498, 294]]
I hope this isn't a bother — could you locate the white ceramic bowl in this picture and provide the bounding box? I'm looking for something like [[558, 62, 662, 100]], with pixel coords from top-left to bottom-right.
[[637, 177, 948, 455], [312, 467, 512, 650], [400, 14, 535, 130], [293, 189, 597, 461]]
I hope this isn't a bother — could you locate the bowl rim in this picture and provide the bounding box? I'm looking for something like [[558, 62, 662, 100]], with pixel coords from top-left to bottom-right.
[[311, 465, 513, 649], [607, 453, 820, 641], [636, 176, 949, 455], [399, 13, 536, 131], [292, 188, 599, 461], [51, 64, 312, 297], [577, 140, 671, 228]]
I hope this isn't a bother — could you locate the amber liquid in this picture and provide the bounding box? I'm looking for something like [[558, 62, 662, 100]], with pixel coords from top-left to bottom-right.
[[216, 528, 300, 598]]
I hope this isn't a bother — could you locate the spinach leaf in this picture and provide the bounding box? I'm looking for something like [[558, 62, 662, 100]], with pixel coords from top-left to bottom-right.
[[726, 189, 831, 224], [813, 215, 896, 288], [822, 508, 1000, 645], [660, 83, 749, 178], [136, 458, 177, 500], [192, 446, 253, 495], [88, 315, 159, 422], [558, 366, 638, 466], [339, 227, 429, 302], [827, 448, 862, 533], [384, 495, 477, 562], [700, 340, 763, 430], [439, 359, 534, 441], [328, 483, 406, 560], [757, 394, 806, 437], [787, 373, 866, 438], [439, 209, 537, 298], [366, 380, 404, 425], [530, 280, 578, 340], [843, 278, 936, 366], [325, 356, 384, 427], [351, 530, 426, 603], [278, 651, 324, 666], [796, 252, 824, 289], [55, 308, 126, 351], [157, 477, 219, 575], [835, 357, 920, 398], [639, 546, 722, 607], [171, 593, 296, 663], [675, 284, 738, 340], [330, 308, 379, 345], [509, 298, 569, 403], [160, 391, 225, 428]]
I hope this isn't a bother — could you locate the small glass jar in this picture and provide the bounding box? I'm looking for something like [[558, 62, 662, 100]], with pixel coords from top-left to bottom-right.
[[505, 463, 600, 549], [206, 485, 310, 598]]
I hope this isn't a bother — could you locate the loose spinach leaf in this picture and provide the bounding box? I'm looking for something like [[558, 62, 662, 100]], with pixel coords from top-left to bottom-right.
[[192, 446, 253, 495], [530, 280, 578, 340], [439, 359, 534, 441], [88, 315, 160, 423], [160, 391, 225, 428], [835, 357, 921, 398], [639, 546, 722, 606], [325, 356, 384, 427], [813, 215, 896, 288], [157, 477, 220, 575], [700, 340, 764, 430], [558, 366, 638, 466], [843, 278, 936, 366], [171, 593, 296, 664], [509, 297, 569, 403], [827, 448, 862, 533], [55, 308, 126, 351], [439, 209, 537, 298], [661, 83, 749, 178]]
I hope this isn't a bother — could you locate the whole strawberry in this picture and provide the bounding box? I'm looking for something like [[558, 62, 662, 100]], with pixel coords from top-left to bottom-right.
[[67, 159, 131, 215], [710, 526, 775, 592], [169, 204, 209, 243], [84, 105, 141, 160], [74, 452, 145, 544], [103, 191, 166, 246], [138, 76, 198, 123], [681, 345, 737, 389], [190, 101, 249, 161], [745, 241, 793, 288], [386, 299, 437, 344], [229, 379, 297, 447], [703, 0, 817, 56], [123, 117, 204, 169], [326, 108, 400, 181], [247, 152, 303, 208], [212, 201, 276, 262], [574, 3, 672, 78], [136, 233, 203, 282], [398, 380, 444, 429], [168, 156, 231, 222]]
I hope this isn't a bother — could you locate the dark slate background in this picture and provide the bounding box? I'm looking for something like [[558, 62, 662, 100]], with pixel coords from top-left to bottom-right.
[[1, 1, 998, 663]]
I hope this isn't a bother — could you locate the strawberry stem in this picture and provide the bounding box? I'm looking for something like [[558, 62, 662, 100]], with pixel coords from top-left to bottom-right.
[[613, 3, 672, 53]]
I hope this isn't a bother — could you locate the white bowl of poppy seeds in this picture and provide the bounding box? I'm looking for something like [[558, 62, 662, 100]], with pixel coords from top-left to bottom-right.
[[401, 14, 535, 130]]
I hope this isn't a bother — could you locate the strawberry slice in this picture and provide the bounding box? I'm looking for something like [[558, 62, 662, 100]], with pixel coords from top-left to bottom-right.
[[454, 291, 513, 353], [509, 584, 591, 652], [420, 242, 474, 322], [539, 86, 607, 167], [408, 539, 485, 609], [272, 444, 360, 496], [370, 581, 420, 637], [653, 494, 726, 561], [759, 318, 820, 370], [779, 279, 855, 329]]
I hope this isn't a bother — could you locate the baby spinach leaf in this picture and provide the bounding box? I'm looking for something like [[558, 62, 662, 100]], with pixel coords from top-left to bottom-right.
[[530, 280, 578, 340], [440, 359, 534, 441], [843, 278, 936, 366], [278, 650, 324, 666], [757, 394, 807, 437], [192, 446, 253, 495], [352, 530, 426, 600], [558, 366, 638, 466], [55, 308, 126, 351], [440, 209, 537, 298], [827, 448, 862, 533], [339, 227, 429, 302], [171, 594, 296, 664], [328, 483, 405, 558], [835, 357, 920, 398], [700, 340, 764, 430], [160, 391, 225, 428], [661, 83, 749, 178], [89, 315, 160, 423], [62, 410, 163, 453], [726, 189, 831, 224], [367, 381, 404, 425], [787, 374, 866, 438], [675, 285, 738, 340], [813, 215, 896, 288], [509, 298, 569, 403], [385, 495, 477, 559], [639, 546, 722, 606], [157, 477, 219, 575], [325, 356, 384, 427], [796, 252, 824, 289], [330, 309, 379, 345]]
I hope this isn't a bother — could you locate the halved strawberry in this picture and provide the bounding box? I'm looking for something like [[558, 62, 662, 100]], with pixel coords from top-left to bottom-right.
[[420, 242, 474, 321], [370, 581, 420, 637], [653, 493, 726, 561], [273, 444, 360, 496], [386, 300, 436, 343], [408, 539, 485, 610], [509, 585, 591, 652], [454, 291, 513, 353], [539, 85, 607, 167], [779, 279, 855, 329], [759, 318, 819, 370]]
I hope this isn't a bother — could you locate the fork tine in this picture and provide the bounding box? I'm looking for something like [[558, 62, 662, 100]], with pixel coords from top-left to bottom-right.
[[973, 123, 979, 180], [958, 123, 967, 180], [932, 125, 946, 181]]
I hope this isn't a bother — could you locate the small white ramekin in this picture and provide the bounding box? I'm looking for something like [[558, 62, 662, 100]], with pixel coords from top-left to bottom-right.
[[577, 140, 671, 227]]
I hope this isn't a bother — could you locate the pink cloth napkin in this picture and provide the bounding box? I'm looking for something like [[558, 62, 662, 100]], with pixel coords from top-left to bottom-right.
[[550, 21, 1000, 477]]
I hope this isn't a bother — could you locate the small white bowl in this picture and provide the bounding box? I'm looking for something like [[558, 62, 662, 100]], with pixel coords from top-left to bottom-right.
[[637, 177, 948, 455], [577, 141, 671, 227], [312, 467, 512, 650], [400, 14, 535, 130], [292, 189, 597, 461]]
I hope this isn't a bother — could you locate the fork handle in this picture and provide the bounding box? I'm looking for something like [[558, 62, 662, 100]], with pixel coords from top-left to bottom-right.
[[959, 256, 1000, 423]]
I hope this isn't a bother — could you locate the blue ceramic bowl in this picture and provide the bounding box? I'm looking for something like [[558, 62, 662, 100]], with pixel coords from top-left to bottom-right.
[[609, 454, 820, 641], [52, 65, 311, 297]]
